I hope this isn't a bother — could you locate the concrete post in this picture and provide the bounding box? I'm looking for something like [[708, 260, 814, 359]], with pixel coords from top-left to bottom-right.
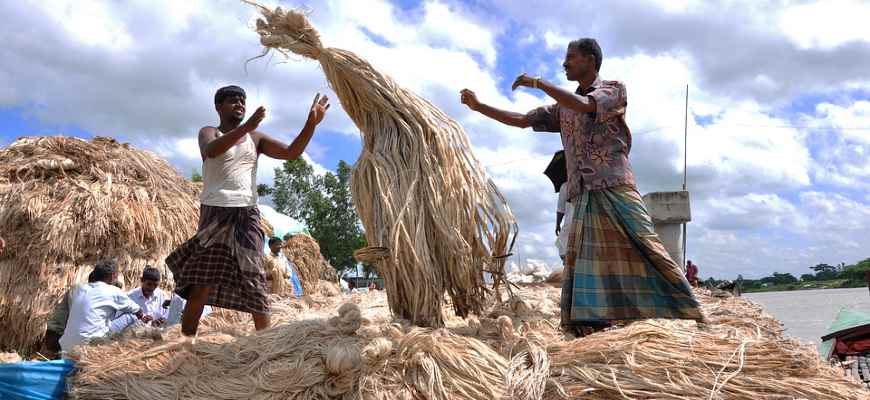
[[641, 191, 691, 272]]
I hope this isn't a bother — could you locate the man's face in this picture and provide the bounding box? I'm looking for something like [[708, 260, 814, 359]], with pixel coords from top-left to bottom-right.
[[270, 241, 283, 254], [216, 95, 246, 123], [141, 279, 159, 297], [563, 48, 593, 82]]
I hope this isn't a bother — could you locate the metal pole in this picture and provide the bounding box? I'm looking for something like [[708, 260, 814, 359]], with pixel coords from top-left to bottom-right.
[[683, 85, 688, 191], [682, 85, 688, 273]]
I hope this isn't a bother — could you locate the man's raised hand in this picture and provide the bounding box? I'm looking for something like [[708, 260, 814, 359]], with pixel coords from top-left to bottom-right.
[[243, 106, 267, 132], [460, 89, 480, 111], [307, 93, 330, 126], [511, 73, 539, 91]]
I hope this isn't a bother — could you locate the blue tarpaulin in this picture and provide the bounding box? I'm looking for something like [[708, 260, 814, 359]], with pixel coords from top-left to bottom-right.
[[0, 360, 75, 400]]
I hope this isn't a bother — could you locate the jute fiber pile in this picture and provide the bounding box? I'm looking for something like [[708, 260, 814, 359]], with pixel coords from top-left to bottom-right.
[[245, 2, 518, 327], [283, 233, 339, 295], [0, 136, 201, 352], [69, 287, 869, 399]]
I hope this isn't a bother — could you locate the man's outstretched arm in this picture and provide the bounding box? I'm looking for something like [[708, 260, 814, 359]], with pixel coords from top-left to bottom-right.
[[255, 93, 331, 161], [460, 89, 531, 128], [512, 74, 595, 114]]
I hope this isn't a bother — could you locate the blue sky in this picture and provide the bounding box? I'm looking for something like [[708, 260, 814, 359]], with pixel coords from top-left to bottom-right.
[[2, 0, 870, 279]]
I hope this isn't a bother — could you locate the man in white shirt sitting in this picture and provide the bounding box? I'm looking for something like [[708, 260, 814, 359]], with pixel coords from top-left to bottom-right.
[[59, 259, 146, 354], [110, 267, 170, 332]]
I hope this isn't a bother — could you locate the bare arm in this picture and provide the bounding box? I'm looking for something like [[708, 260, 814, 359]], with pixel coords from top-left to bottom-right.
[[460, 89, 531, 128], [254, 94, 330, 160], [199, 106, 266, 159], [512, 74, 595, 114]]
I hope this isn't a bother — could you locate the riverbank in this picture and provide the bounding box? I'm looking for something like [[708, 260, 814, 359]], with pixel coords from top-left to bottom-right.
[[742, 279, 866, 293]]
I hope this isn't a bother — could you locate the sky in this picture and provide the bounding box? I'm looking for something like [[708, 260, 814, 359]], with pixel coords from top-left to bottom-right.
[[2, 0, 869, 280]]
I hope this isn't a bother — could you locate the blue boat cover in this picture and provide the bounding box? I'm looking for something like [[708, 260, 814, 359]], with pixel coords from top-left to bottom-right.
[[0, 360, 75, 400]]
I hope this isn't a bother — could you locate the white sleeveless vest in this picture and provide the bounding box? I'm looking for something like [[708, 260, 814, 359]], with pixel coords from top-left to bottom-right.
[[200, 130, 258, 207]]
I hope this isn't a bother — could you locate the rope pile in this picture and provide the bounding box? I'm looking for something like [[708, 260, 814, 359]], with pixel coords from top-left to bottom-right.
[[68, 287, 869, 399], [245, 2, 518, 327]]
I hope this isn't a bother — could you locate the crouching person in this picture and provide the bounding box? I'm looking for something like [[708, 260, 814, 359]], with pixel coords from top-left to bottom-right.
[[58, 259, 147, 355]]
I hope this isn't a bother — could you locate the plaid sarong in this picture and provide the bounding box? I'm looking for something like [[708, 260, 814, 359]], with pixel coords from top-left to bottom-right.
[[166, 205, 270, 314], [561, 185, 702, 326]]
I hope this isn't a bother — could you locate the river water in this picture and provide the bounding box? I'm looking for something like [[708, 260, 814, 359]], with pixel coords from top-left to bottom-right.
[[745, 287, 870, 346]]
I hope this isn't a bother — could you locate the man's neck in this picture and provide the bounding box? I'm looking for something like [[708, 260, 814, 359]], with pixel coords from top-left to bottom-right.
[[218, 119, 242, 133], [578, 72, 598, 90]]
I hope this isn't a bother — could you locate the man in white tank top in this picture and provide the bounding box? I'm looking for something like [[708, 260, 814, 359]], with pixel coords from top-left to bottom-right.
[[166, 85, 330, 337]]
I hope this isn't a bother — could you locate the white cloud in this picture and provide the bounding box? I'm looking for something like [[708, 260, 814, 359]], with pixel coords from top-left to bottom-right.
[[702, 193, 806, 232], [31, 0, 133, 50], [801, 101, 870, 189], [778, 0, 870, 50]]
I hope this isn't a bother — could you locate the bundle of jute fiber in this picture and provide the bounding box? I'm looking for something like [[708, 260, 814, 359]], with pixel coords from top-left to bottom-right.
[[0, 136, 201, 352], [546, 319, 868, 399], [282, 233, 338, 294], [245, 3, 518, 327], [68, 285, 868, 399], [69, 298, 549, 400]]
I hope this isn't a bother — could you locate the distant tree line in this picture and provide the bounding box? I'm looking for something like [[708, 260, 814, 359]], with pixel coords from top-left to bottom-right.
[[703, 258, 870, 291]]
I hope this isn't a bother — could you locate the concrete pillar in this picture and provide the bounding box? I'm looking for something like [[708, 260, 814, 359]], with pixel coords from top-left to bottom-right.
[[641, 191, 691, 272]]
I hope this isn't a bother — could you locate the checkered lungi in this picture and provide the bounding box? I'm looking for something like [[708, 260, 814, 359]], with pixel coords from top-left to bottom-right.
[[561, 185, 702, 327], [166, 205, 270, 314]]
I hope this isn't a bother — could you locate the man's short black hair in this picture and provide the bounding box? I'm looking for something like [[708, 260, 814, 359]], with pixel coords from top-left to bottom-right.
[[142, 266, 161, 282], [268, 237, 283, 247], [91, 259, 117, 282], [214, 85, 246, 105], [568, 38, 603, 72]]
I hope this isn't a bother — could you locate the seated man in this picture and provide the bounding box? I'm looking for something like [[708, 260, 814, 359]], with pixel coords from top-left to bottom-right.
[[59, 259, 147, 354], [109, 266, 170, 332], [42, 271, 98, 359]]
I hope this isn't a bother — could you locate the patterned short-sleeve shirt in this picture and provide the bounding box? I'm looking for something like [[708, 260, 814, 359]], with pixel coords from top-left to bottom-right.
[[526, 77, 635, 200]]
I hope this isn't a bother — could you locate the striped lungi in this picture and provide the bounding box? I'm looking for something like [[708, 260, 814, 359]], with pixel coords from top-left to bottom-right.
[[166, 205, 270, 314], [561, 185, 702, 327]]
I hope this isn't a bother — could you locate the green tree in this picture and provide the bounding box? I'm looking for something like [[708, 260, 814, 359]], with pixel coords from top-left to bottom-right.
[[843, 258, 870, 283], [257, 184, 273, 197], [760, 272, 798, 285], [810, 263, 839, 280], [272, 159, 317, 221], [191, 169, 203, 182], [272, 158, 369, 274]]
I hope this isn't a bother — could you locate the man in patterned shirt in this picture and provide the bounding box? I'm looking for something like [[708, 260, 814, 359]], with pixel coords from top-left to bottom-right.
[[460, 38, 704, 336]]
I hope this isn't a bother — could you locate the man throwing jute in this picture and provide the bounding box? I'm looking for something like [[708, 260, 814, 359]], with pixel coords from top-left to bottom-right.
[[460, 38, 704, 336], [167, 85, 329, 337]]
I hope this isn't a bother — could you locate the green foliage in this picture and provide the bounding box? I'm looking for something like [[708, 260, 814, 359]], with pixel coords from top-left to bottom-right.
[[720, 258, 870, 293], [843, 258, 870, 283], [191, 169, 203, 182], [760, 272, 798, 285], [272, 158, 368, 274], [257, 184, 273, 197]]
